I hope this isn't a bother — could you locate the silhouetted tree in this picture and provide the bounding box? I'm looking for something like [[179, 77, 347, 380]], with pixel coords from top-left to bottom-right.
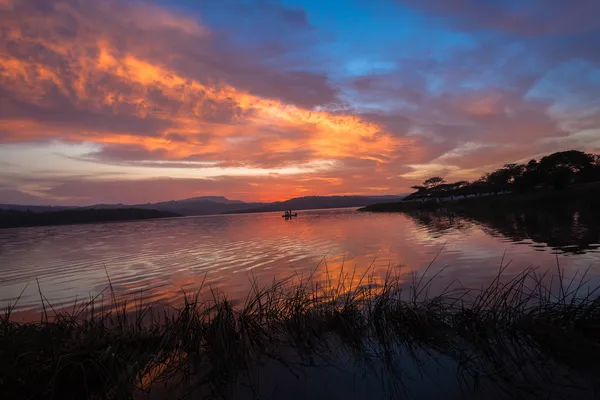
[[407, 185, 428, 201], [423, 177, 446, 190], [484, 164, 526, 194], [468, 177, 489, 197], [443, 181, 469, 200], [515, 159, 542, 192], [402, 150, 600, 203], [539, 150, 595, 189], [405, 177, 447, 202]]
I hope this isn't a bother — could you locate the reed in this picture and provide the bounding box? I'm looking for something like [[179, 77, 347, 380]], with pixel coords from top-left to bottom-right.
[[1, 262, 599, 399]]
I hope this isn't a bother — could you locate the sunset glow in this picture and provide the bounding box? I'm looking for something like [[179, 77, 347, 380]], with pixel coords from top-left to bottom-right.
[[1, 0, 599, 205]]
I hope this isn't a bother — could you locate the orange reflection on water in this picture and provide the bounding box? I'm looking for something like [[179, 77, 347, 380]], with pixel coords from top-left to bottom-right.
[[3, 208, 599, 322]]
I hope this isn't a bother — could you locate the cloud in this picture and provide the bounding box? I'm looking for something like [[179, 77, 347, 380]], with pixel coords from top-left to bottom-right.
[[0, 95, 174, 141], [1, 0, 599, 204], [350, 70, 568, 157], [0, 0, 403, 160], [83, 144, 170, 163], [345, 25, 598, 170]]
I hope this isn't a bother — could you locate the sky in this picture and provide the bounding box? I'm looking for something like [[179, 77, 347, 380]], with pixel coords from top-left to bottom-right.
[[1, 0, 600, 205]]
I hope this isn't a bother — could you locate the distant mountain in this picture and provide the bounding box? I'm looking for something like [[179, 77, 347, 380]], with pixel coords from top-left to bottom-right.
[[136, 199, 265, 216], [0, 208, 179, 229], [0, 194, 408, 220], [228, 195, 407, 214], [85, 197, 261, 216], [174, 196, 244, 204]]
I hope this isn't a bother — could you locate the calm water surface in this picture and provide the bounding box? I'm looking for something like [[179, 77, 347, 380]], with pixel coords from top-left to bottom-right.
[[1, 208, 599, 318]]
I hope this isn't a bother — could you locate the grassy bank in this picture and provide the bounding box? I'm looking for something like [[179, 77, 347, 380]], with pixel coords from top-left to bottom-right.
[[359, 181, 600, 213], [2, 266, 600, 399]]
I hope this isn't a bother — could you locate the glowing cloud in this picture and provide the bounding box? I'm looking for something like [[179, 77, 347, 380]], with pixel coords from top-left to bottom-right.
[[1, 0, 599, 204]]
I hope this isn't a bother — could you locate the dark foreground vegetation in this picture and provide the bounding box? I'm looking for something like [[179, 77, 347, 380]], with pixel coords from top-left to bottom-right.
[[2, 266, 600, 399], [0, 208, 180, 229], [361, 150, 600, 213]]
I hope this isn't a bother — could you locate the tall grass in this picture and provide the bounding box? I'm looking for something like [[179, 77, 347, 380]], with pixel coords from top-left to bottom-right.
[[1, 262, 599, 399]]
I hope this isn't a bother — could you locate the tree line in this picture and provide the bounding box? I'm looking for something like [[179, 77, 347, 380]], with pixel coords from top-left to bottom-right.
[[405, 150, 600, 202]]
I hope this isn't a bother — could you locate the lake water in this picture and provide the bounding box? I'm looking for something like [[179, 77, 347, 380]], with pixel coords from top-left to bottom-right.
[[1, 207, 600, 319]]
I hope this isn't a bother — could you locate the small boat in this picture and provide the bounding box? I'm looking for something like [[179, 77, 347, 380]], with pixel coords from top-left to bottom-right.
[[282, 211, 298, 218]]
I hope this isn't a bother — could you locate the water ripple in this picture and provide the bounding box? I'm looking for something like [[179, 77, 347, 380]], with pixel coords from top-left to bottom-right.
[[1, 208, 599, 318]]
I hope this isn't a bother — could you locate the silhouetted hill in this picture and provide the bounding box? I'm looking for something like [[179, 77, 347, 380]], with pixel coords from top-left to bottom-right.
[[174, 196, 244, 204], [79, 197, 261, 216], [0, 208, 180, 229], [137, 199, 265, 216], [228, 195, 406, 214]]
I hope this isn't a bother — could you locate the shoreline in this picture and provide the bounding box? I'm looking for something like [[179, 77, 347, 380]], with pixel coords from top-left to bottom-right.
[[358, 181, 600, 213]]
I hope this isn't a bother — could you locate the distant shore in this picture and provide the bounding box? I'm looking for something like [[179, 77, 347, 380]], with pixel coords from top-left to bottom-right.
[[0, 208, 180, 229], [359, 181, 600, 213]]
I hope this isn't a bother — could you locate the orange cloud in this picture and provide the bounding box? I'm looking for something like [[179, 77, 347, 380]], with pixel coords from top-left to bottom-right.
[[0, 0, 407, 171], [5, 0, 592, 205]]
